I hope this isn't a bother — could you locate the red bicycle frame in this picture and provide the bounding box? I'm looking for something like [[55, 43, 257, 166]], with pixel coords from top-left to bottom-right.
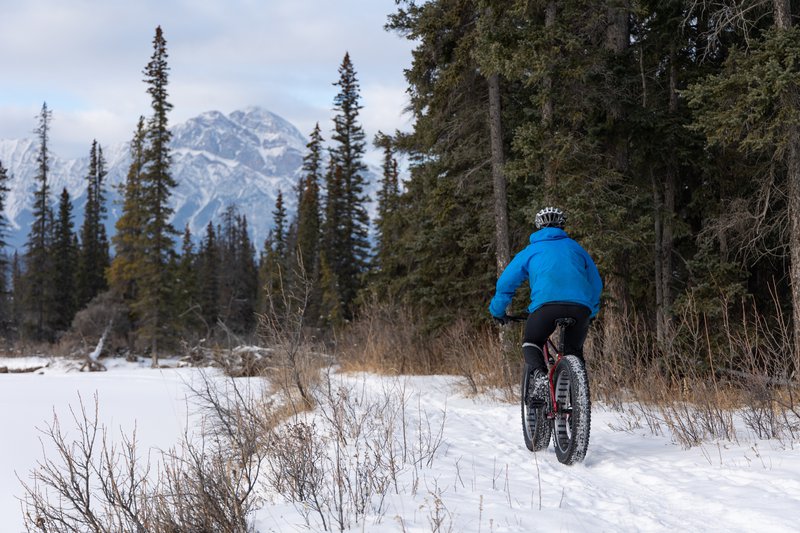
[[543, 338, 562, 417]]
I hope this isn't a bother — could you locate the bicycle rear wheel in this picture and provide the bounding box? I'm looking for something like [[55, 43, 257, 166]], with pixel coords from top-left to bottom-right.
[[552, 355, 591, 464], [521, 365, 551, 452]]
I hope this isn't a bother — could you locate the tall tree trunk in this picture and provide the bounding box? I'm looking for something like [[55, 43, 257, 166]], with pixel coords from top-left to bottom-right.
[[488, 73, 510, 273], [652, 169, 664, 344], [773, 0, 800, 366], [602, 0, 631, 358], [774, 0, 791, 29], [654, 48, 678, 347], [543, 1, 557, 199], [789, 124, 800, 369]]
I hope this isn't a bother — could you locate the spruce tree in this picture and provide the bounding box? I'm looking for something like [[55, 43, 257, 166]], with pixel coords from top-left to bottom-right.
[[175, 225, 198, 333], [213, 207, 258, 333], [197, 222, 219, 333], [321, 161, 346, 320], [385, 2, 499, 328], [235, 215, 258, 332], [0, 161, 9, 253], [373, 131, 400, 269], [23, 102, 55, 341], [294, 124, 324, 321], [0, 161, 10, 333], [272, 190, 287, 260], [259, 196, 289, 317], [297, 123, 323, 275], [78, 140, 110, 309], [51, 188, 78, 332], [109, 118, 147, 305], [685, 1, 800, 363], [328, 52, 371, 317], [137, 26, 178, 364], [11, 252, 22, 337]]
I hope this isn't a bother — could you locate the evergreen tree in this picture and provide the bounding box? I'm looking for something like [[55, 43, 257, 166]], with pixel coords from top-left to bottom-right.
[[23, 102, 55, 341], [297, 123, 324, 274], [683, 1, 800, 363], [259, 196, 290, 317], [372, 131, 401, 275], [384, 2, 499, 329], [197, 222, 220, 333], [215, 206, 258, 333], [0, 161, 10, 333], [328, 52, 371, 317], [77, 140, 110, 309], [109, 118, 147, 305], [272, 190, 287, 260], [235, 215, 258, 331], [136, 25, 178, 364], [175, 225, 199, 333], [0, 161, 9, 254], [51, 188, 78, 332], [321, 161, 346, 319], [293, 124, 325, 322], [11, 252, 22, 338]]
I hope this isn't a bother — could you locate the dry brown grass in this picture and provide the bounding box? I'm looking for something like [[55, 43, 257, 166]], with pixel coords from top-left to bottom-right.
[[587, 292, 800, 446], [336, 301, 519, 399], [433, 319, 517, 400], [336, 299, 438, 375]]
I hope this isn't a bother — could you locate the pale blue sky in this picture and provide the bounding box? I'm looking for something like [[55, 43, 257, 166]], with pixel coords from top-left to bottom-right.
[[0, 0, 415, 164]]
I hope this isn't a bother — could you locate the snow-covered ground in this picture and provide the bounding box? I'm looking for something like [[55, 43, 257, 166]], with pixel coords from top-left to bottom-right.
[[1, 357, 799, 532]]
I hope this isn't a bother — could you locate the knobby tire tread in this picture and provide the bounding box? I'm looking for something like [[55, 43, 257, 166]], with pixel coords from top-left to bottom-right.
[[552, 355, 591, 465]]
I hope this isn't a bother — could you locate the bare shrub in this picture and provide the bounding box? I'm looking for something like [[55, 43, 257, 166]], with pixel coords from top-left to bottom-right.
[[20, 373, 274, 532], [259, 263, 325, 412], [263, 373, 446, 531], [20, 394, 153, 532]]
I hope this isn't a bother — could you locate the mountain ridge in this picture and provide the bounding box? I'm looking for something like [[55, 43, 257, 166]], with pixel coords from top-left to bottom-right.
[[0, 107, 311, 250]]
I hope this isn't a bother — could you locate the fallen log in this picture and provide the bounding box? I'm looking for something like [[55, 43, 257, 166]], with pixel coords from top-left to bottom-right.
[[80, 320, 112, 372]]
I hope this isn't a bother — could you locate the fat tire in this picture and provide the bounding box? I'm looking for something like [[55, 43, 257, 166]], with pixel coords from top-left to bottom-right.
[[521, 365, 551, 452], [552, 355, 591, 464]]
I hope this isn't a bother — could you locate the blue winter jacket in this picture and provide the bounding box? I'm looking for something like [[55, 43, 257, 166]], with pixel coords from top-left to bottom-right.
[[489, 227, 602, 318]]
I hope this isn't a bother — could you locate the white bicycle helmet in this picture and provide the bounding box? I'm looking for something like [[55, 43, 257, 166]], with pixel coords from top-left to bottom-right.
[[535, 206, 566, 229]]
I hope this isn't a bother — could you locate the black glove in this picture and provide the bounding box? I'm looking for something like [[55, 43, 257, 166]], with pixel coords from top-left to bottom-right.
[[493, 315, 509, 326]]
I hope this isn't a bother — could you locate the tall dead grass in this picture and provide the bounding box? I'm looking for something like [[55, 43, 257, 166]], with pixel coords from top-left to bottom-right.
[[336, 300, 518, 399], [336, 299, 438, 375], [591, 292, 800, 447]]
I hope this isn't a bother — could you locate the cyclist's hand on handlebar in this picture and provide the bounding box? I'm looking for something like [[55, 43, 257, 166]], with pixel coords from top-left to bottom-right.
[[493, 314, 510, 326]]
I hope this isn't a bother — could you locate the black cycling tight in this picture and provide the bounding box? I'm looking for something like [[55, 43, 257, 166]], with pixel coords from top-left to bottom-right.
[[522, 302, 591, 373]]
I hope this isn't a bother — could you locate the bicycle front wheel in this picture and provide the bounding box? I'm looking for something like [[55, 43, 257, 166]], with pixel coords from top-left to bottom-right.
[[521, 365, 551, 452], [552, 355, 591, 464]]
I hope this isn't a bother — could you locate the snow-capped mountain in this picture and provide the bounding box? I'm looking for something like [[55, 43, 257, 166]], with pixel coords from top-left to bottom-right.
[[0, 107, 312, 250]]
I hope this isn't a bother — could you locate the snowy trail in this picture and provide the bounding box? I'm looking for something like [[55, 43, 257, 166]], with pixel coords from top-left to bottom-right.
[[263, 374, 800, 532], [2, 361, 799, 532]]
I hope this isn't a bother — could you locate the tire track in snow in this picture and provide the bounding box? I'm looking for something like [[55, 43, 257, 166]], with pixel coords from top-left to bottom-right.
[[415, 380, 800, 533]]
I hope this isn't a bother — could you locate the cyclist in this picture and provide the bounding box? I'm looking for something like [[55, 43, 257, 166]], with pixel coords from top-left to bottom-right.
[[489, 206, 602, 403]]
